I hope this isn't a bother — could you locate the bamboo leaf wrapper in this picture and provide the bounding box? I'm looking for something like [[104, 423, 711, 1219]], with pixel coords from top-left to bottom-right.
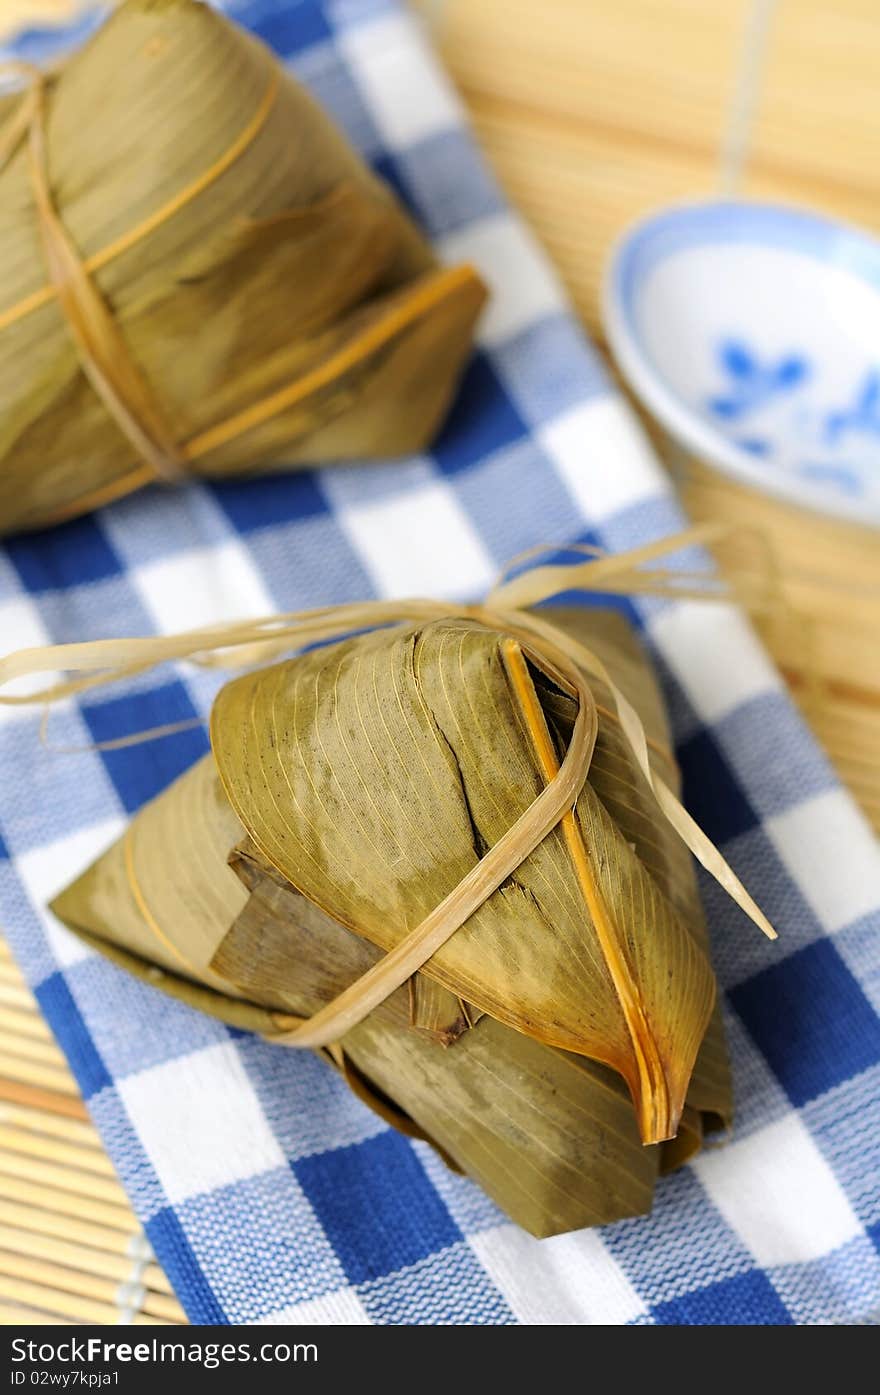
[[0, 0, 486, 534], [49, 606, 735, 1237]]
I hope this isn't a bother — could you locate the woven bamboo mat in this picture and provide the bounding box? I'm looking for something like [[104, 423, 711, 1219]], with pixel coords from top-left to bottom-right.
[[0, 937, 187, 1325], [422, 0, 880, 834], [1, 0, 879, 1326]]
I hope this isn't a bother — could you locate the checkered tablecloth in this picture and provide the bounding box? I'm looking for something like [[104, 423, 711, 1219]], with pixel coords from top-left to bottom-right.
[[2, 0, 879, 1326]]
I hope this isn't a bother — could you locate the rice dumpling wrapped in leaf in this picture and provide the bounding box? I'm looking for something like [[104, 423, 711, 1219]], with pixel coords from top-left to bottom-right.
[[0, 0, 486, 535], [51, 605, 733, 1237]]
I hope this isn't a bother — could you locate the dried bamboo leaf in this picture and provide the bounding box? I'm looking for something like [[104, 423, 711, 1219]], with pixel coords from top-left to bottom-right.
[[533, 608, 733, 1132], [211, 615, 715, 1141], [345, 1017, 660, 1236], [0, 0, 486, 534], [51, 753, 249, 995], [221, 839, 468, 1042], [48, 604, 732, 1233], [214, 857, 659, 1235], [408, 979, 474, 1046]]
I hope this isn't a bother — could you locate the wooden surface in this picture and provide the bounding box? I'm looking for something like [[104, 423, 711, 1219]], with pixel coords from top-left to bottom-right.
[[0, 938, 186, 1325], [1, 0, 879, 1324], [420, 0, 880, 833]]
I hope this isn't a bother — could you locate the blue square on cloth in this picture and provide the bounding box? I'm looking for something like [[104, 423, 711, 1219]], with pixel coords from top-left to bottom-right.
[[296, 47, 384, 159], [802, 1064, 880, 1232], [358, 1241, 513, 1325], [602, 1166, 753, 1308], [6, 516, 123, 593], [392, 132, 503, 238], [235, 512, 373, 610], [35, 972, 112, 1100], [836, 912, 880, 1021], [210, 470, 330, 535], [433, 353, 529, 477], [696, 825, 825, 991], [294, 1131, 461, 1284], [70, 957, 227, 1081], [492, 314, 609, 427], [236, 1035, 387, 1161], [768, 1238, 880, 1324], [179, 1168, 350, 1322], [0, 829, 7, 860], [731, 939, 880, 1107], [677, 726, 759, 845], [88, 1087, 169, 1223], [80, 681, 208, 813], [234, 0, 333, 52], [652, 1269, 792, 1325], [711, 693, 836, 823], [445, 439, 586, 568], [369, 152, 417, 215], [101, 484, 235, 569], [146, 1207, 226, 1325]]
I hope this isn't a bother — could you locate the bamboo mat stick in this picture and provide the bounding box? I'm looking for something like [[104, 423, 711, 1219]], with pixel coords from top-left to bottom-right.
[[0, 1149, 129, 1206], [0, 1224, 174, 1298], [0, 1050, 79, 1096], [0, 1098, 97, 1145], [0, 959, 34, 985], [0, 1273, 174, 1326], [0, 1197, 145, 1260], [0, 1026, 70, 1068], [0, 1251, 185, 1323], [0, 1004, 55, 1043], [0, 1301, 73, 1324], [0, 1122, 117, 1177], [0, 1076, 89, 1120], [0, 1171, 136, 1234], [0, 981, 38, 1012]]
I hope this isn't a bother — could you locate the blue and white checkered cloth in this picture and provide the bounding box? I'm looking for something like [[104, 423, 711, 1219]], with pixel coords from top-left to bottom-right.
[[2, 0, 879, 1326]]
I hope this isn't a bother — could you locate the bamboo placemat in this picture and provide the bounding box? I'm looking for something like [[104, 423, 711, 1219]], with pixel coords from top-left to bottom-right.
[[0, 935, 186, 1325], [421, 0, 880, 835], [0, 0, 878, 1327]]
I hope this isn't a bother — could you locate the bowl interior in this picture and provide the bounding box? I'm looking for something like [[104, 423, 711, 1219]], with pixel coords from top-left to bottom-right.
[[618, 206, 880, 513]]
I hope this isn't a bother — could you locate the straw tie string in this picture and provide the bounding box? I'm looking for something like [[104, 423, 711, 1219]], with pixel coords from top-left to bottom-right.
[[0, 58, 280, 485], [0, 525, 778, 1055], [1, 62, 185, 482]]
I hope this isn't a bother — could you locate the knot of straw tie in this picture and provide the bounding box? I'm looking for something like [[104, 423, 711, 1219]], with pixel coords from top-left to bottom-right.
[[265, 534, 779, 1049], [0, 59, 278, 485], [0, 453, 778, 1047]]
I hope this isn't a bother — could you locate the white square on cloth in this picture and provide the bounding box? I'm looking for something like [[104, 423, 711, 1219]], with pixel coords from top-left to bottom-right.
[[253, 1289, 371, 1325], [0, 596, 56, 727], [539, 396, 666, 524], [694, 1114, 860, 1268], [338, 482, 495, 600], [119, 1040, 287, 1204], [441, 214, 566, 348], [767, 789, 880, 934], [340, 12, 463, 147], [649, 601, 781, 724], [17, 818, 125, 968], [132, 539, 274, 635], [469, 1224, 645, 1324]]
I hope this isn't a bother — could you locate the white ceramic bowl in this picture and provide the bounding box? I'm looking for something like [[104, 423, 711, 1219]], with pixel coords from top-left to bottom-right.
[[603, 200, 880, 526]]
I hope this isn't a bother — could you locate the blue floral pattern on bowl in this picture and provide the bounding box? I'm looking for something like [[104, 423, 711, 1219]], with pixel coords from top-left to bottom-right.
[[706, 341, 880, 500], [604, 200, 880, 526]]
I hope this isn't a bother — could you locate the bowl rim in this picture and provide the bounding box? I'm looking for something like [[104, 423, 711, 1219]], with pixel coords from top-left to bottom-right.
[[602, 196, 880, 528]]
